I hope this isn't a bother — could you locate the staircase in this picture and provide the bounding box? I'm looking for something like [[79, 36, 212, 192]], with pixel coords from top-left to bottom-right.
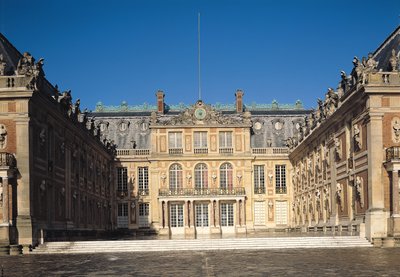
[[31, 236, 372, 254]]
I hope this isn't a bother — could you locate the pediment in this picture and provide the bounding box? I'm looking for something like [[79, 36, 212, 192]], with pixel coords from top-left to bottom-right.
[[154, 100, 250, 126]]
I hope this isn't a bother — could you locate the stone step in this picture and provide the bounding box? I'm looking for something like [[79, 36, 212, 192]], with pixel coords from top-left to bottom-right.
[[31, 236, 372, 254]]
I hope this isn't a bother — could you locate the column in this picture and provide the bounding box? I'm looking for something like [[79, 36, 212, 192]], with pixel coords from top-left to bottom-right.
[[366, 112, 387, 239], [1, 177, 9, 223], [159, 201, 164, 228], [184, 201, 189, 228], [241, 199, 246, 226], [215, 200, 220, 227], [392, 171, 399, 216], [236, 199, 240, 226], [164, 201, 169, 228], [189, 201, 194, 228]]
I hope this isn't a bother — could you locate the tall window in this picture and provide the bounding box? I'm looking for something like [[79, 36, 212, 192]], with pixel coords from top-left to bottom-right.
[[275, 165, 286, 194], [138, 167, 149, 194], [194, 163, 208, 189], [220, 203, 234, 227], [254, 165, 265, 194], [170, 204, 184, 227], [117, 167, 128, 191], [169, 163, 183, 190], [194, 131, 208, 148], [219, 131, 232, 148], [220, 163, 233, 189], [168, 132, 182, 148]]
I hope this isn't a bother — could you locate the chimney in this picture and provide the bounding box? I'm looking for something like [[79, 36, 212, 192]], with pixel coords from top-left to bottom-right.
[[235, 89, 244, 113], [156, 90, 165, 114]]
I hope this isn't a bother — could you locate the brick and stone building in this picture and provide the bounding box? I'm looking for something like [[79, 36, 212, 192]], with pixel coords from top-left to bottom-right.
[[0, 34, 116, 254], [1, 25, 400, 254]]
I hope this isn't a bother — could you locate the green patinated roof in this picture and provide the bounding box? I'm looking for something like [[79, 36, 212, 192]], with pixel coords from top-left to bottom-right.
[[94, 100, 304, 113]]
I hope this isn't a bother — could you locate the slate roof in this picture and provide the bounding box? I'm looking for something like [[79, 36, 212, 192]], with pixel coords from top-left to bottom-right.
[[373, 26, 400, 72], [0, 33, 23, 75]]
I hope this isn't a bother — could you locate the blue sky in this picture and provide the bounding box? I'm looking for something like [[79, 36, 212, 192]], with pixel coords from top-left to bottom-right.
[[1, 0, 400, 110]]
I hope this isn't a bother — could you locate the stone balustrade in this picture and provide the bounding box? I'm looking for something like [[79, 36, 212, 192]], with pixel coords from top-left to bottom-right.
[[159, 187, 245, 197]]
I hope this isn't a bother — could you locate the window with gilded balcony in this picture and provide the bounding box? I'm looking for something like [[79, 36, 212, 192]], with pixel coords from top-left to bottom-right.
[[220, 162, 233, 189], [194, 131, 208, 153], [195, 163, 208, 189], [168, 132, 183, 154], [138, 166, 149, 195], [169, 163, 183, 190], [254, 165, 265, 194], [275, 165, 286, 194], [117, 167, 128, 192]]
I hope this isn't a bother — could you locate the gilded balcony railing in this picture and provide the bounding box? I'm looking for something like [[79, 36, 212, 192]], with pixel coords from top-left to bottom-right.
[[194, 148, 208, 154], [254, 187, 265, 194], [0, 152, 16, 167], [138, 189, 149, 196], [159, 187, 245, 197], [252, 147, 289, 155], [116, 149, 150, 156], [386, 146, 400, 161], [219, 147, 233, 154], [275, 187, 287, 194], [169, 148, 183, 155]]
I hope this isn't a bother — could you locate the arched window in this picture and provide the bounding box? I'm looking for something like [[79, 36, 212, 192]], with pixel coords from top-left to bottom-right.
[[169, 163, 183, 190], [220, 163, 233, 189], [194, 163, 208, 189]]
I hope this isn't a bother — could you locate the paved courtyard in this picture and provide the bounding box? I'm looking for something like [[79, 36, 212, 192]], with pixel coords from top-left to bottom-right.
[[1, 248, 400, 276]]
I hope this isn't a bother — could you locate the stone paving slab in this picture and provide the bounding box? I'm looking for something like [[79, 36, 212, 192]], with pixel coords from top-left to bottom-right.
[[1, 248, 400, 276]]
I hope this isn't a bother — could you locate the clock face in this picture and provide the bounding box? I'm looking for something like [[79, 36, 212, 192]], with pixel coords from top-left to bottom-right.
[[194, 108, 207, 120]]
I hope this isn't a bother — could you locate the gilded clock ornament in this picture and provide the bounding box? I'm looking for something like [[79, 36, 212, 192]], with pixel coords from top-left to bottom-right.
[[194, 108, 207, 120]]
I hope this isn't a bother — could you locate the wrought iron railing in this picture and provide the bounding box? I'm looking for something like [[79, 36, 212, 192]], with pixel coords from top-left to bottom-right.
[[219, 148, 233, 154], [254, 187, 265, 194], [116, 149, 150, 156], [0, 152, 16, 167], [138, 189, 149, 196], [386, 146, 400, 161], [159, 187, 245, 197], [169, 148, 183, 155], [194, 148, 208, 154], [275, 187, 287, 194], [252, 147, 289, 155]]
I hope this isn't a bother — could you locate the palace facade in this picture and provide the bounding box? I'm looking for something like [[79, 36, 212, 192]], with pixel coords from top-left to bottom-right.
[[1, 25, 400, 253]]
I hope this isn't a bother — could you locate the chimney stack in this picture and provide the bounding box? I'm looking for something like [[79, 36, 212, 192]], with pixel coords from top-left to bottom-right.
[[235, 89, 244, 113], [156, 90, 165, 114]]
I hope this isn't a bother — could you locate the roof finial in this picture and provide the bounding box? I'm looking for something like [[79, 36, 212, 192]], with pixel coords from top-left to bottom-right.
[[197, 12, 202, 101]]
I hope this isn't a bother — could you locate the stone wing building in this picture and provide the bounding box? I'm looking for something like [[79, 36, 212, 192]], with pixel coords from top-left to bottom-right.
[[1, 25, 400, 253], [0, 34, 116, 254]]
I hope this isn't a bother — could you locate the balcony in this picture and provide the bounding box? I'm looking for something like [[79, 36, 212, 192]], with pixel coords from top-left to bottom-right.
[[169, 148, 183, 155], [159, 187, 245, 197], [386, 146, 400, 162], [194, 148, 208, 154], [252, 147, 289, 155], [254, 187, 265, 194], [0, 152, 16, 167], [219, 147, 233, 154], [116, 149, 150, 156], [138, 189, 149, 196], [275, 187, 287, 194]]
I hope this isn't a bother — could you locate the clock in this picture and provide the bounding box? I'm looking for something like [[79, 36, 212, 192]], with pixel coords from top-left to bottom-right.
[[194, 108, 207, 120]]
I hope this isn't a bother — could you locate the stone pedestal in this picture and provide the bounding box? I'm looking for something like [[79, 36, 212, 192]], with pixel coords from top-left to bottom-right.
[[159, 228, 169, 236], [389, 215, 400, 236], [382, 237, 395, 247], [9, 244, 22, 255], [235, 226, 247, 234], [365, 209, 388, 240], [184, 227, 195, 237], [210, 226, 221, 234]]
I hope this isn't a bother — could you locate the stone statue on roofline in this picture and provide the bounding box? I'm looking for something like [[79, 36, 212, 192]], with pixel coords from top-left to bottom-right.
[[17, 52, 35, 75], [389, 49, 399, 72], [0, 54, 7, 75], [351, 56, 364, 85]]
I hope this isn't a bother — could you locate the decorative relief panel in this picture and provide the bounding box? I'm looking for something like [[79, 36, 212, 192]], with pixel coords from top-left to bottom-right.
[[0, 124, 7, 149], [392, 117, 400, 143]]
